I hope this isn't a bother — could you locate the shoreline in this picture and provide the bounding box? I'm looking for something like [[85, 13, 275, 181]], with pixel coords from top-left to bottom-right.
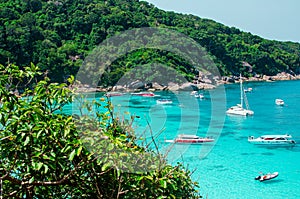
[[74, 72, 300, 93]]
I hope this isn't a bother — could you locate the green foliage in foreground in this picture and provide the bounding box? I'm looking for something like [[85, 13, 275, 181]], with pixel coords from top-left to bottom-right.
[[0, 64, 201, 198]]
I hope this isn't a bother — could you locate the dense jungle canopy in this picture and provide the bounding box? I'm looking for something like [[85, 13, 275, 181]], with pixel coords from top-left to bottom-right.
[[1, 0, 300, 84]]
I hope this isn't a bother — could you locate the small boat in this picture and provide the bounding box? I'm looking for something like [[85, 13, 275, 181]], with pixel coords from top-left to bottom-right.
[[275, 99, 284, 106], [244, 87, 253, 92], [255, 172, 279, 182], [195, 93, 205, 99], [156, 99, 173, 105], [248, 134, 296, 145], [190, 91, 197, 95], [131, 92, 155, 97], [165, 134, 214, 144], [192, 91, 204, 99], [226, 75, 254, 116], [105, 92, 124, 97]]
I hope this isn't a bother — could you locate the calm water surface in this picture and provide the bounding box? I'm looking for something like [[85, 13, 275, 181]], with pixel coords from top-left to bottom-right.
[[69, 80, 300, 199]]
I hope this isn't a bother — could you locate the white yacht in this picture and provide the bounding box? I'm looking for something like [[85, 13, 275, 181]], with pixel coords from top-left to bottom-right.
[[248, 134, 296, 145], [165, 134, 214, 144], [156, 99, 173, 105]]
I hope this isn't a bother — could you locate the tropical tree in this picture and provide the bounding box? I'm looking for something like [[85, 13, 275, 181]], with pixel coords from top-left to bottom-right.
[[1, 0, 300, 84], [0, 63, 200, 198]]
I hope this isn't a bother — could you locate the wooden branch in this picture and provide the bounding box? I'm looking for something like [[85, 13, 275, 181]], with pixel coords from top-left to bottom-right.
[[0, 135, 11, 141]]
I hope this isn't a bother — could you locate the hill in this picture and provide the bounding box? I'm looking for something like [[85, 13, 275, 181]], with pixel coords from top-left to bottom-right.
[[1, 0, 299, 85]]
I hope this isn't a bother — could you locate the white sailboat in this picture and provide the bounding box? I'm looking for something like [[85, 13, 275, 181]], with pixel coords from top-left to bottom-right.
[[226, 75, 254, 116]]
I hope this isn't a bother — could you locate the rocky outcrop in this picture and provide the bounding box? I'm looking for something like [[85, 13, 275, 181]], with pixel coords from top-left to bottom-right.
[[220, 72, 300, 84], [128, 80, 145, 90], [265, 72, 298, 81], [72, 71, 300, 93], [151, 82, 167, 90]]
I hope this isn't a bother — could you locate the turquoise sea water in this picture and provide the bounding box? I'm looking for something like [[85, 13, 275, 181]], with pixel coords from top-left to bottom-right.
[[70, 80, 300, 199]]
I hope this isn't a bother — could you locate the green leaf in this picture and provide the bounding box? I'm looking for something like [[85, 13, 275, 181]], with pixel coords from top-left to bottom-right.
[[101, 162, 111, 171], [58, 162, 66, 171], [29, 176, 35, 184], [42, 154, 50, 160], [44, 164, 49, 174], [37, 162, 43, 171], [157, 196, 167, 199], [160, 180, 167, 189], [76, 146, 82, 156], [48, 154, 55, 161], [24, 136, 30, 146], [36, 129, 43, 138], [107, 143, 114, 151], [53, 130, 58, 137], [69, 149, 76, 161], [62, 145, 71, 153], [50, 151, 56, 158], [32, 162, 37, 170], [64, 126, 70, 137], [67, 75, 74, 84]]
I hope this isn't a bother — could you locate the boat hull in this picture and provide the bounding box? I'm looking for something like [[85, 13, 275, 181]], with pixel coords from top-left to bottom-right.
[[248, 140, 295, 145], [105, 92, 123, 97], [156, 99, 173, 105], [255, 172, 279, 182], [175, 139, 214, 144], [226, 108, 254, 116], [275, 99, 284, 106], [131, 92, 156, 97]]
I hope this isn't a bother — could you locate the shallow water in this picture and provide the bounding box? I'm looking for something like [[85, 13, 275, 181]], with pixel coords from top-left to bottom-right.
[[69, 80, 300, 199]]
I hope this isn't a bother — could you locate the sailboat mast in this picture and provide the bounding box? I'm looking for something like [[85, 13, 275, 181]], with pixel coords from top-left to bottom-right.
[[240, 74, 243, 108]]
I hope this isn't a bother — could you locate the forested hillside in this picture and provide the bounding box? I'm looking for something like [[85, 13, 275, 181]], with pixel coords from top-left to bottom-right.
[[1, 0, 300, 85]]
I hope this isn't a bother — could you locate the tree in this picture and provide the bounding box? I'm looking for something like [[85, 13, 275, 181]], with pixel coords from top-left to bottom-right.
[[1, 0, 300, 84], [0, 63, 200, 198]]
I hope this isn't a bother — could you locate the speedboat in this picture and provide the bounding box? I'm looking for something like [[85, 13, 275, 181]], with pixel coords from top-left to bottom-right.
[[156, 99, 173, 105], [248, 134, 296, 145], [275, 99, 284, 106], [255, 172, 279, 182], [165, 134, 214, 144]]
